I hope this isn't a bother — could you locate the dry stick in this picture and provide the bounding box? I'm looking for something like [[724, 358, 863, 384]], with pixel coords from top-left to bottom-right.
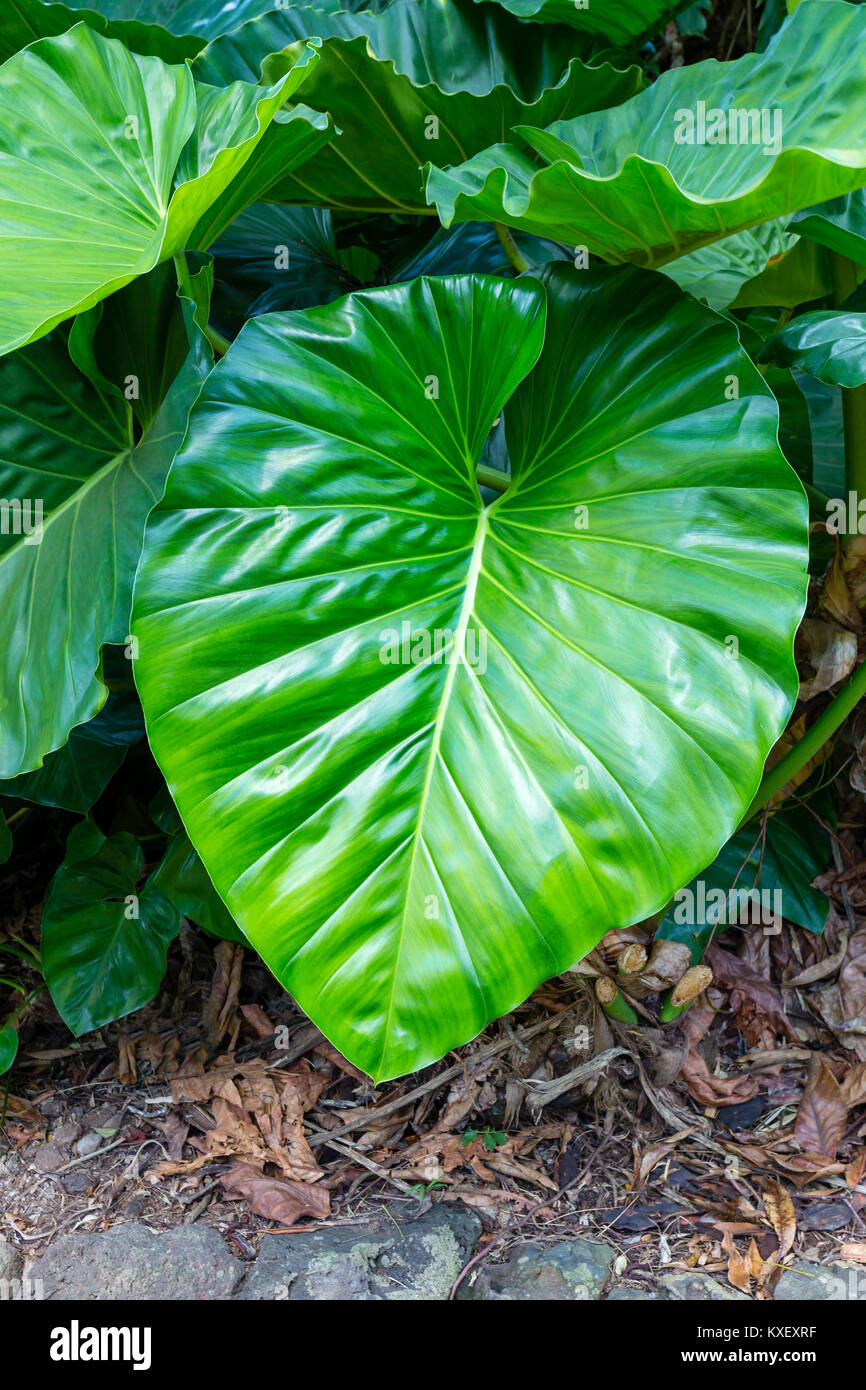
[[308, 1004, 579, 1150]]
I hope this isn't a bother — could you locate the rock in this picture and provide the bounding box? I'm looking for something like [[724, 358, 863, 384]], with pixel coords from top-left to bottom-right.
[[24, 1222, 243, 1300], [30, 1142, 64, 1173], [774, 1260, 866, 1301], [460, 1238, 616, 1301], [74, 1131, 104, 1157], [659, 1271, 749, 1301], [50, 1121, 81, 1149], [240, 1204, 481, 1301], [0, 1240, 22, 1283]]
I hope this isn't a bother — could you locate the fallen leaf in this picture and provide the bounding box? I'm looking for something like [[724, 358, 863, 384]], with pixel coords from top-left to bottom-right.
[[707, 944, 798, 1042], [204, 940, 244, 1047], [763, 1180, 796, 1258], [221, 1162, 330, 1224], [796, 618, 857, 699], [240, 1004, 274, 1038], [839, 1243, 866, 1262], [795, 1057, 847, 1160]]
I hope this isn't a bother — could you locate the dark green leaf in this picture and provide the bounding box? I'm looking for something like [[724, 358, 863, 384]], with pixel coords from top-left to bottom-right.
[[0, 1024, 17, 1075], [0, 693, 143, 812], [41, 829, 182, 1034], [151, 830, 245, 942], [762, 311, 866, 387]]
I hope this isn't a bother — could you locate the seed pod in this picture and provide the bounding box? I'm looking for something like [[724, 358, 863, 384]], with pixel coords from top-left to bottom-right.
[[618, 943, 648, 974], [670, 964, 713, 1007]]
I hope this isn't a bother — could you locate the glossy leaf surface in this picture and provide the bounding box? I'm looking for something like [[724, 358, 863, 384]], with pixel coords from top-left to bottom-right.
[[427, 1, 866, 267], [762, 311, 866, 387], [471, 0, 675, 43], [194, 0, 643, 213], [0, 24, 319, 354], [0, 263, 212, 780], [132, 266, 808, 1080]]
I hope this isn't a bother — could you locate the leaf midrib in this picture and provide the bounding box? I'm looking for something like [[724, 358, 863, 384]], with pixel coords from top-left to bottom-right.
[[377, 504, 488, 1072]]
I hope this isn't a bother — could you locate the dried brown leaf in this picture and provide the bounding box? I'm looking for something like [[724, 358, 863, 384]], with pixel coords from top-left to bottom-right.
[[795, 1057, 847, 1160], [220, 1162, 330, 1224]]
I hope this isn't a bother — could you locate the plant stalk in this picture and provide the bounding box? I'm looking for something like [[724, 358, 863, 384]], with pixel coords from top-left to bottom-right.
[[832, 253, 866, 496], [741, 656, 866, 824], [495, 223, 530, 273], [172, 252, 230, 358], [476, 463, 510, 493]]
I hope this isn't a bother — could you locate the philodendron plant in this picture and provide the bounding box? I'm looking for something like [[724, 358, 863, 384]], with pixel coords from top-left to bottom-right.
[[1, 0, 865, 1080]]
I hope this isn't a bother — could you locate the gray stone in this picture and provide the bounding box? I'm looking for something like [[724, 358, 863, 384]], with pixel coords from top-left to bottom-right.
[[659, 1271, 749, 1301], [774, 1260, 866, 1301], [0, 1240, 22, 1283], [30, 1142, 64, 1173], [460, 1237, 615, 1301], [240, 1204, 481, 1301], [24, 1222, 243, 1300]]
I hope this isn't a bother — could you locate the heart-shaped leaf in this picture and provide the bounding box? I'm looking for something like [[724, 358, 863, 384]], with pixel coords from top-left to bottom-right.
[[194, 0, 643, 214], [427, 0, 866, 268], [0, 23, 320, 355], [41, 828, 182, 1033], [762, 311, 866, 387], [0, 261, 212, 780], [132, 265, 807, 1080], [471, 0, 676, 43]]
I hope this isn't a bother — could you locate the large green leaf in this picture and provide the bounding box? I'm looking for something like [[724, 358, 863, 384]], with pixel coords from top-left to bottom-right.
[[131, 265, 808, 1080], [426, 0, 866, 267], [471, 0, 676, 43], [0, 0, 203, 62], [0, 692, 143, 811], [0, 23, 320, 355], [790, 189, 866, 267], [41, 828, 182, 1034], [762, 310, 866, 386], [0, 262, 212, 780], [193, 0, 644, 214], [0, 0, 317, 55]]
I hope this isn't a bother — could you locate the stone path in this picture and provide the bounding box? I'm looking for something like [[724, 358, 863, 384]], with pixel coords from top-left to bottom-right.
[[2, 1210, 865, 1300]]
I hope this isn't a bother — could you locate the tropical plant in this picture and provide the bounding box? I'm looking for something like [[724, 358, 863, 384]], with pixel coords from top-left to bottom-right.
[[1, 0, 865, 1081]]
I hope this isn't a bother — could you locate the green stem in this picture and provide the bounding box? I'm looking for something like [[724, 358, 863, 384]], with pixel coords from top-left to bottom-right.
[[173, 252, 230, 359], [476, 463, 510, 493], [832, 253, 866, 496], [742, 657, 866, 824], [495, 223, 530, 273]]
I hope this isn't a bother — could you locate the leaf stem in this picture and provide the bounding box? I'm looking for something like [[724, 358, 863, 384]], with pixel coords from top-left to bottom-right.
[[475, 463, 510, 493], [172, 252, 230, 359], [832, 253, 866, 496], [495, 223, 530, 273], [741, 657, 866, 824]]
